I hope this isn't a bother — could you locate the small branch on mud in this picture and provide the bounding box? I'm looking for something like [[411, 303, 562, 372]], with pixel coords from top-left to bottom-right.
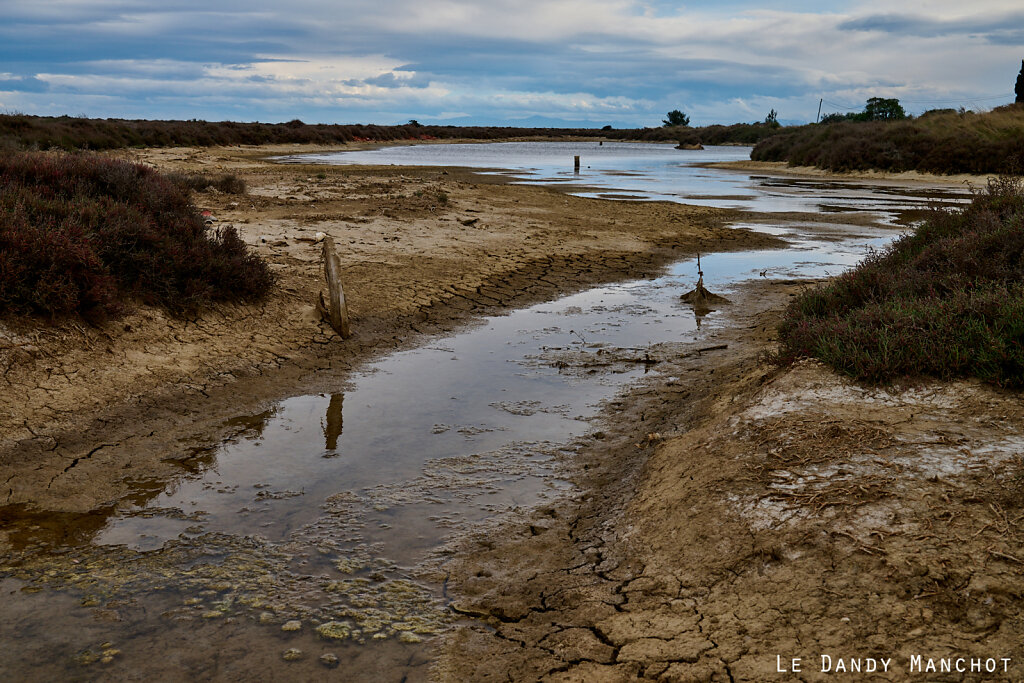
[[694, 344, 728, 354], [987, 549, 1024, 564]]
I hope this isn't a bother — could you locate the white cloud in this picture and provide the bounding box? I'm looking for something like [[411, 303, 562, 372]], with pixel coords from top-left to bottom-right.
[[1, 0, 1020, 124]]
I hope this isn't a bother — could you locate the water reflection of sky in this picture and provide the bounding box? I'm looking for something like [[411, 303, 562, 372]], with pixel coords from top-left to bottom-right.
[[93, 141, 966, 555], [280, 141, 970, 213]]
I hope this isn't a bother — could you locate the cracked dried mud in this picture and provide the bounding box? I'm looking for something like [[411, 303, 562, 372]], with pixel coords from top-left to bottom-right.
[[1, 143, 1021, 681]]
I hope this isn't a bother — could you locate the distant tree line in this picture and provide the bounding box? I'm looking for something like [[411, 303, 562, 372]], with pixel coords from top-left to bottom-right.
[[0, 113, 785, 152]]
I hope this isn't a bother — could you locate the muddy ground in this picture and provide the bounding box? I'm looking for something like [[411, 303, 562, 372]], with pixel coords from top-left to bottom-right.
[[710, 160, 993, 188], [2, 144, 1022, 681], [436, 278, 1024, 681], [0, 143, 775, 515]]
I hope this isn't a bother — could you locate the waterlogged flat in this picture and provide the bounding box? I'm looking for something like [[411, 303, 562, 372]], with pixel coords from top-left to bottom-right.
[[282, 141, 969, 212], [0, 147, 971, 681]]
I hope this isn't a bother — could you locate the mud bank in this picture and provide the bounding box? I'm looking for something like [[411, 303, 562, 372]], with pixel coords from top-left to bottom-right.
[[707, 160, 993, 187], [0, 144, 777, 515], [437, 277, 1024, 681]]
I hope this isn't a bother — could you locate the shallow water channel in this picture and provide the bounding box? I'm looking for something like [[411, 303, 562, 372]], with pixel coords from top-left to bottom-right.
[[1, 145, 970, 680]]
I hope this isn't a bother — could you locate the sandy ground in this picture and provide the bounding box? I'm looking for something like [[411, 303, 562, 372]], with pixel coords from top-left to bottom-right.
[[2, 144, 1022, 681]]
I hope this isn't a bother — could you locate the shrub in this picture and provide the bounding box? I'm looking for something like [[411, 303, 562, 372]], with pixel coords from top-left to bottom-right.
[[167, 172, 247, 194], [753, 104, 1024, 175], [775, 176, 1024, 387], [0, 151, 273, 319]]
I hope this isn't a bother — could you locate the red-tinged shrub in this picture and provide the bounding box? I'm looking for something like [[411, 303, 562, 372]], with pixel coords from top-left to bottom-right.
[[0, 151, 273, 319]]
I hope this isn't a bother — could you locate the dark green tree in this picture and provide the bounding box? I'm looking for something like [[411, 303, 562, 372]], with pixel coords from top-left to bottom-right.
[[862, 97, 906, 121], [1016, 60, 1024, 103], [764, 109, 779, 127], [662, 110, 690, 127]]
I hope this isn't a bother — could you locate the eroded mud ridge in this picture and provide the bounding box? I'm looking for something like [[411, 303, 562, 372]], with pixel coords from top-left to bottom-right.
[[438, 281, 1024, 681]]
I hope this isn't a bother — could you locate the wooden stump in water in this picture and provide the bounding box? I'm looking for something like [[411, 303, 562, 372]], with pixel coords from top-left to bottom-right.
[[680, 253, 728, 315], [316, 235, 352, 339], [680, 274, 729, 309]]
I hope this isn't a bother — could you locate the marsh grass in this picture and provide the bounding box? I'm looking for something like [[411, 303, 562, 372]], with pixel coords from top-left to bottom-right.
[[775, 175, 1024, 386], [166, 172, 247, 195], [0, 114, 784, 151], [0, 151, 273, 320], [752, 104, 1024, 175]]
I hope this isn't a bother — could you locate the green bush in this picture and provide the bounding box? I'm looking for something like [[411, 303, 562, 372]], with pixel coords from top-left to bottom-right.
[[753, 104, 1024, 174], [775, 176, 1024, 386]]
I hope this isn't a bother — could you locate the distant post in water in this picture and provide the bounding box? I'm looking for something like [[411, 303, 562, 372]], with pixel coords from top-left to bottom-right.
[[574, 155, 581, 173]]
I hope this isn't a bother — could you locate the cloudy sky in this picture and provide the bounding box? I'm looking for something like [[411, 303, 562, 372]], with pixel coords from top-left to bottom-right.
[[1, 0, 1021, 126]]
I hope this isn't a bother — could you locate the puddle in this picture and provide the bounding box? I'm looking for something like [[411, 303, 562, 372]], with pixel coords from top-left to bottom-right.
[[0, 145, 973, 679]]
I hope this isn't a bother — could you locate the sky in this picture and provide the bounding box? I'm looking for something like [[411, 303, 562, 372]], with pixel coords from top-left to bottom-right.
[[0, 0, 1021, 127]]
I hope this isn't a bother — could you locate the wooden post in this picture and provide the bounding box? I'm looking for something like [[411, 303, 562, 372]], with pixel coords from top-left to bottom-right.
[[317, 235, 352, 339], [574, 155, 580, 173]]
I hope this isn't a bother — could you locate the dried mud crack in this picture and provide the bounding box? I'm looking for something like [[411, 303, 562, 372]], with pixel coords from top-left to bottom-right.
[[436, 280, 1024, 682]]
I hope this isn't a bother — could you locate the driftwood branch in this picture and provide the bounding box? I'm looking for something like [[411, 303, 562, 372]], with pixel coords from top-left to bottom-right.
[[317, 235, 351, 339]]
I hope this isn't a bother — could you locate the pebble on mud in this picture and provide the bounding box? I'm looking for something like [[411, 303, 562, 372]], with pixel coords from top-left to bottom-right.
[[320, 653, 340, 668], [282, 620, 302, 632], [282, 648, 303, 661], [259, 612, 275, 624], [398, 632, 423, 644], [316, 621, 353, 640]]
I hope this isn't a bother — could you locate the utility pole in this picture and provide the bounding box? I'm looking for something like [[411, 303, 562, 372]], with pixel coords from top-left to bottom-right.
[[816, 98, 823, 123]]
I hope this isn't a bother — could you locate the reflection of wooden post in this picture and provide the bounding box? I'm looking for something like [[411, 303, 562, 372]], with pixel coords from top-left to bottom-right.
[[324, 393, 344, 450], [317, 235, 352, 339], [574, 155, 580, 173]]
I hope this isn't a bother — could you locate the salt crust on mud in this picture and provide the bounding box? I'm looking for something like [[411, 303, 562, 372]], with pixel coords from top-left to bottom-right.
[[730, 361, 1024, 530]]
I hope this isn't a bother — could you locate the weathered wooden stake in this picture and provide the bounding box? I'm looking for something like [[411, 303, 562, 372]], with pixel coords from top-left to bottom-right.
[[317, 235, 352, 339], [574, 155, 581, 173]]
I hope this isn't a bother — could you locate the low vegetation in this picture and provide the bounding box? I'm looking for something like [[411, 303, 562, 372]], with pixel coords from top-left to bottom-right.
[[0, 113, 784, 152], [166, 172, 247, 195], [0, 151, 273, 320], [775, 175, 1024, 387], [752, 104, 1024, 175]]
